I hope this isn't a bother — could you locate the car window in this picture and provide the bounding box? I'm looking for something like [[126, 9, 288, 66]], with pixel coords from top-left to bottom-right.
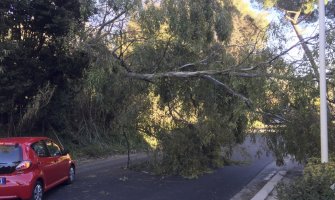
[[31, 141, 49, 157], [0, 144, 22, 163], [0, 144, 22, 174], [45, 140, 62, 157]]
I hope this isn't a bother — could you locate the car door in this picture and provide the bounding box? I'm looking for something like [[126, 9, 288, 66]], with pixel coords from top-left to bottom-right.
[[31, 141, 58, 187], [45, 140, 69, 182]]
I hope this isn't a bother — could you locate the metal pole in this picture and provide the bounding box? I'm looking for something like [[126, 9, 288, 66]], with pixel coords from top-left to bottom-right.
[[319, 0, 328, 163]]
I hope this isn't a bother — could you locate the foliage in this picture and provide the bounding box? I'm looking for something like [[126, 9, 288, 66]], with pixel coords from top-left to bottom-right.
[[3, 0, 319, 179], [259, 0, 334, 19], [136, 79, 250, 177], [124, 0, 269, 177], [277, 160, 335, 200], [157, 120, 244, 177], [0, 0, 94, 134], [261, 64, 333, 164], [255, 0, 335, 165], [0, 0, 326, 181], [261, 0, 318, 13]]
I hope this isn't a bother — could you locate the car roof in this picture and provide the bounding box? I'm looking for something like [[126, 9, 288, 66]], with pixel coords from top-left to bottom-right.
[[0, 137, 49, 145]]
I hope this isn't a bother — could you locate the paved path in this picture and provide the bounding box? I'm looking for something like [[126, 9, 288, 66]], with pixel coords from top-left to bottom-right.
[[45, 136, 273, 200]]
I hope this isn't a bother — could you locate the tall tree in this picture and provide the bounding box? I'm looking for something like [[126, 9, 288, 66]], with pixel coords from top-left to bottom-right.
[[66, 0, 272, 176], [0, 0, 94, 135], [254, 0, 335, 164], [91, 0, 270, 176]]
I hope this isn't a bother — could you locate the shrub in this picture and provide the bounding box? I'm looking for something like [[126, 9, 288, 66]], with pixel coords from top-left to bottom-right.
[[277, 159, 335, 200]]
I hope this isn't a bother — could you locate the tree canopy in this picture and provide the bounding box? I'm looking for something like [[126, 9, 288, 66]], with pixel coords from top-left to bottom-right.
[[0, 0, 94, 133]]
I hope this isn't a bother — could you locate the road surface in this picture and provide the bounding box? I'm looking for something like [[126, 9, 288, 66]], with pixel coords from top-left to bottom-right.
[[45, 136, 273, 200]]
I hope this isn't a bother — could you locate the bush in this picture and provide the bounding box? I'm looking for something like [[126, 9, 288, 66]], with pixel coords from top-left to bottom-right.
[[277, 160, 335, 200]]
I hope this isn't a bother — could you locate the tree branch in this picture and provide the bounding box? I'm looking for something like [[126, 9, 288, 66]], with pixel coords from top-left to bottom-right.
[[290, 21, 320, 80], [126, 70, 253, 106], [201, 75, 252, 107], [126, 70, 230, 80], [96, 10, 127, 36]]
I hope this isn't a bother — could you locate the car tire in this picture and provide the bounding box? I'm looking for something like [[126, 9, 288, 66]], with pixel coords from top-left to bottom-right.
[[31, 181, 43, 200], [66, 166, 75, 184]]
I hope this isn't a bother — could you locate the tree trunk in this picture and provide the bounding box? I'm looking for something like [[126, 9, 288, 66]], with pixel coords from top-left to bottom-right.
[[290, 21, 320, 80], [123, 128, 130, 169]]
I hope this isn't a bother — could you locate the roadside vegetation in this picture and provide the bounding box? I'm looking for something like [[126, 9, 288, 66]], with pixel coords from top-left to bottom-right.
[[1, 0, 335, 180], [277, 158, 335, 200]]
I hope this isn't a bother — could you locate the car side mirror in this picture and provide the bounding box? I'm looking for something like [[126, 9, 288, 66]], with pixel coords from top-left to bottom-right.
[[62, 149, 70, 155]]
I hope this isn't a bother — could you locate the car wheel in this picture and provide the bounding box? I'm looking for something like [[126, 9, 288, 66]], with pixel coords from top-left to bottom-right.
[[67, 166, 75, 184], [31, 181, 43, 200]]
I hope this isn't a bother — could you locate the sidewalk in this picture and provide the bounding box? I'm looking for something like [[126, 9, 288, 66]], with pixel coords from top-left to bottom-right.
[[231, 158, 303, 200]]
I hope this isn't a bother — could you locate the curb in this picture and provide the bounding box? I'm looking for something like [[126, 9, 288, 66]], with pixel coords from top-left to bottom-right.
[[230, 161, 278, 200], [251, 170, 286, 200], [230, 159, 302, 200]]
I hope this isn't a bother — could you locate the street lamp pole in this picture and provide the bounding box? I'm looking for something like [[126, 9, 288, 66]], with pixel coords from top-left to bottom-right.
[[319, 0, 328, 163]]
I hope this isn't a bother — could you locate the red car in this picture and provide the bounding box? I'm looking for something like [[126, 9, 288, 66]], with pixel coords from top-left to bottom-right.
[[0, 137, 75, 200]]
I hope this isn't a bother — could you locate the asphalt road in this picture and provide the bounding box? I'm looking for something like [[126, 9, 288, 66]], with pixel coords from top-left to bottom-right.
[[45, 136, 273, 200]]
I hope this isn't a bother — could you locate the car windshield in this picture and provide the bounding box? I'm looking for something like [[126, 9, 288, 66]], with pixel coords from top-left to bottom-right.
[[0, 145, 22, 164]]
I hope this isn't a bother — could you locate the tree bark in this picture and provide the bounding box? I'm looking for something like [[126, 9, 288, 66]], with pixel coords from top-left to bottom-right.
[[285, 10, 319, 80], [290, 21, 320, 80]]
